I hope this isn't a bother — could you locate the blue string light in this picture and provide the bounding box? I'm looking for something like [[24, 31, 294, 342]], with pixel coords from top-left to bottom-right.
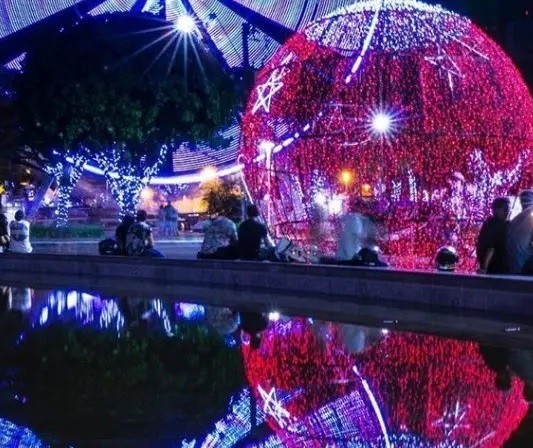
[[44, 150, 88, 227], [94, 145, 168, 217]]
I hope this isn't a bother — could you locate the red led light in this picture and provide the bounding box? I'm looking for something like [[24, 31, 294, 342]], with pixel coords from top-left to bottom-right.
[[242, 319, 528, 447], [240, 1, 533, 269]]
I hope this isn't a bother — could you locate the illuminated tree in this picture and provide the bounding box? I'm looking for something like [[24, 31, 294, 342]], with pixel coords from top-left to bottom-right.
[[16, 13, 241, 220]]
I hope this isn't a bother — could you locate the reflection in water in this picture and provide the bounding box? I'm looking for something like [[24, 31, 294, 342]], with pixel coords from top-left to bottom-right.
[[34, 290, 206, 337], [0, 288, 530, 447], [185, 318, 529, 447]]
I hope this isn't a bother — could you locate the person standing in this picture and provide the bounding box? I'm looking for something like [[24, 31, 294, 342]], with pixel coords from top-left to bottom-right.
[[336, 199, 377, 261], [506, 190, 533, 274], [9, 210, 32, 254], [476, 197, 510, 274], [238, 204, 272, 260], [157, 205, 166, 237], [163, 201, 179, 237]]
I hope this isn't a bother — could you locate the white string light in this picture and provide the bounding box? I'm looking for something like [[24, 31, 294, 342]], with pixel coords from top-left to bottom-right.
[[94, 144, 168, 217]]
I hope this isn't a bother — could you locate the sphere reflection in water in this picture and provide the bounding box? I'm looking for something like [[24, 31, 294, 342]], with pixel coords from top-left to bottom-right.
[[242, 318, 528, 447]]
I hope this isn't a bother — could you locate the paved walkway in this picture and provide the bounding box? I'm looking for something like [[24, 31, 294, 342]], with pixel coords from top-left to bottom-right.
[[32, 237, 202, 259]]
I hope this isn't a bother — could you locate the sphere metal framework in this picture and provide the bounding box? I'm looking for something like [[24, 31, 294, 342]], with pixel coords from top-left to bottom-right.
[[240, 0, 533, 268]]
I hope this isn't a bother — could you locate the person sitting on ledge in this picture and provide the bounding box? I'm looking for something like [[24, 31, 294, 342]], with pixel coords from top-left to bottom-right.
[[0, 213, 10, 254], [197, 211, 238, 260], [126, 210, 164, 258], [238, 204, 272, 261], [115, 214, 135, 256], [9, 210, 32, 254], [476, 197, 509, 275]]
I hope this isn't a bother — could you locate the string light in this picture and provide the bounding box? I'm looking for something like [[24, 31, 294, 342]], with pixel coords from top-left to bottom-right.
[[94, 145, 168, 218], [0, 0, 81, 39], [2, 0, 357, 185], [0, 418, 46, 447], [240, 0, 533, 270], [44, 150, 88, 227], [242, 318, 528, 447]]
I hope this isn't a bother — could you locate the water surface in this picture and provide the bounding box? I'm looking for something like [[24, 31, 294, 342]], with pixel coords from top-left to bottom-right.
[[0, 287, 531, 447]]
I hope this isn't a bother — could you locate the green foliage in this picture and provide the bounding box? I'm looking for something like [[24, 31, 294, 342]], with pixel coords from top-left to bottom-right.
[[31, 224, 104, 239], [201, 178, 244, 221], [15, 14, 242, 165], [11, 322, 244, 424]]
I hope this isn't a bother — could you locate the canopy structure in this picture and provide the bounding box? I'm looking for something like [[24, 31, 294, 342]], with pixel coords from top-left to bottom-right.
[[0, 0, 353, 182]]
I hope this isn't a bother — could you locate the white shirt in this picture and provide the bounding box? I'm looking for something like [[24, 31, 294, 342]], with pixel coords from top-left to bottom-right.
[[336, 213, 376, 261], [9, 219, 33, 253]]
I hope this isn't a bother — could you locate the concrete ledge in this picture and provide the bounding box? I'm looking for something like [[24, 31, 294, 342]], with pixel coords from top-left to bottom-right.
[[0, 253, 532, 317]]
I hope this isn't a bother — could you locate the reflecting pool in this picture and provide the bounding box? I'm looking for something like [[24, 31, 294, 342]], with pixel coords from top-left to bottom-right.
[[0, 287, 531, 447]]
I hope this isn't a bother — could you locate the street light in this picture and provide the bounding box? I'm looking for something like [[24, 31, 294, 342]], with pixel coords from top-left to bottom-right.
[[361, 183, 373, 198], [200, 166, 217, 182], [340, 170, 354, 191]]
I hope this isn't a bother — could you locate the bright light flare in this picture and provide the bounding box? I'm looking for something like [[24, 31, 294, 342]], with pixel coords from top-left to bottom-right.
[[268, 311, 281, 322], [372, 112, 392, 134], [200, 166, 217, 182], [259, 140, 275, 153], [175, 15, 196, 34]]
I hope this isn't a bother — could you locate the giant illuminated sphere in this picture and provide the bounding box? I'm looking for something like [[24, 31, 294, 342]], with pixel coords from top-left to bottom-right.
[[240, 0, 533, 268], [242, 319, 528, 447]]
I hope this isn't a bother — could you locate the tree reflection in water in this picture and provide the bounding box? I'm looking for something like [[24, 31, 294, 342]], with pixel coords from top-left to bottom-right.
[[0, 289, 529, 447]]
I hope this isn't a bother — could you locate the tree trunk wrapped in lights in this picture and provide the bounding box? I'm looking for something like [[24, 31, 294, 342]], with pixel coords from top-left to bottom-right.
[[44, 151, 87, 227], [95, 145, 167, 217]]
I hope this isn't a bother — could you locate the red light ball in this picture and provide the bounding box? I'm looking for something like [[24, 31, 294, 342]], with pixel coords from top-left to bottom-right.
[[242, 320, 528, 447], [240, 0, 533, 268]]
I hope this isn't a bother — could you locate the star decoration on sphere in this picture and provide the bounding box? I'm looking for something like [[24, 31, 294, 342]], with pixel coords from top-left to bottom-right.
[[180, 440, 196, 448], [252, 54, 293, 115], [432, 399, 470, 438], [252, 71, 285, 114], [258, 386, 292, 428], [452, 35, 490, 62], [425, 47, 462, 93]]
